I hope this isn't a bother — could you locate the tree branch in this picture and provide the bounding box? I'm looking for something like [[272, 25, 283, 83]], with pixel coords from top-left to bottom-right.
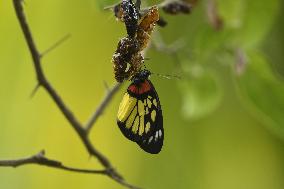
[[12, 0, 139, 188], [0, 151, 140, 189], [0, 150, 140, 189], [85, 82, 122, 132], [0, 150, 106, 174]]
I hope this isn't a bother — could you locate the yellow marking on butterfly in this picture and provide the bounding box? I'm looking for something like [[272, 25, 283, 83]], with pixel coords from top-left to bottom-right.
[[145, 107, 149, 115], [117, 94, 137, 122], [139, 116, 144, 135], [144, 99, 147, 106], [145, 122, 151, 133], [153, 99, 157, 107], [138, 100, 145, 116], [147, 98, 152, 108], [151, 110, 156, 122], [132, 116, 139, 134], [148, 96, 152, 99], [126, 107, 137, 129]]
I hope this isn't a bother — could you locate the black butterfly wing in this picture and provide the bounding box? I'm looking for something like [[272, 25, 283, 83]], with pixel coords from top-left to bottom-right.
[[117, 79, 164, 154]]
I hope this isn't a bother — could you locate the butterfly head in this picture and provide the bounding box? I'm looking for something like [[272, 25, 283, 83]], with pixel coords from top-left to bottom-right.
[[132, 70, 151, 84]]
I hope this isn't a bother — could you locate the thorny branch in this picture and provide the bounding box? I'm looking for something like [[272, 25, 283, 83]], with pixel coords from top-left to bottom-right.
[[9, 0, 140, 188], [0, 150, 139, 189], [0, 150, 107, 175], [85, 82, 122, 132]]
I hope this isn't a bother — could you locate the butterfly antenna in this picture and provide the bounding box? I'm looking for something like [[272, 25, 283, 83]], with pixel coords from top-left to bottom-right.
[[152, 72, 181, 80], [144, 57, 150, 61], [103, 3, 118, 11]]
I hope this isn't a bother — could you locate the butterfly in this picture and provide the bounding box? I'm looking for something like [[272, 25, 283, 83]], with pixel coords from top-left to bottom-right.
[[117, 70, 163, 154]]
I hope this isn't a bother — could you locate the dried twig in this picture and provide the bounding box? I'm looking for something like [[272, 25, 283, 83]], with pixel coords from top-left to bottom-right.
[[0, 150, 106, 174], [85, 82, 122, 132], [0, 150, 141, 189]]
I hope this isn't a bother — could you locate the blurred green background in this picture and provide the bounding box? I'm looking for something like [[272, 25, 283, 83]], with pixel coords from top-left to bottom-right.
[[1, 0, 284, 188]]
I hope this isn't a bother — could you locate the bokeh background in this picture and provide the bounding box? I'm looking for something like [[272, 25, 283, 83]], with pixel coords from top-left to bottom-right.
[[1, 0, 284, 188]]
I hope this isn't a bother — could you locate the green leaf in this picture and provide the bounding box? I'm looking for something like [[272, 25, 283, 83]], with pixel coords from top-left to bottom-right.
[[178, 65, 222, 120], [236, 51, 284, 137]]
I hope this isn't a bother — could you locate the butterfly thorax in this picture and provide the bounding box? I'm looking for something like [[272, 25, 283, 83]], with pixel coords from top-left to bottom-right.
[[131, 69, 151, 83], [128, 70, 152, 97]]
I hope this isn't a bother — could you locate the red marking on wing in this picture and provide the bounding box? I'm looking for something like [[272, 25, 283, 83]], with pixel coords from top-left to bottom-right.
[[139, 80, 151, 94], [128, 80, 151, 95], [128, 84, 139, 94]]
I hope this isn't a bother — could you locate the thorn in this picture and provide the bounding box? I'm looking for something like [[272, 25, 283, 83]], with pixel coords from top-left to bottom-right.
[[39, 150, 45, 156], [103, 81, 110, 92], [41, 34, 71, 58], [29, 83, 40, 98], [35, 150, 45, 159]]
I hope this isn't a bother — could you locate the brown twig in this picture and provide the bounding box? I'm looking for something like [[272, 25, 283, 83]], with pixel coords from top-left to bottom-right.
[[11, 0, 140, 188], [0, 150, 106, 174], [13, 0, 85, 144], [85, 82, 122, 132], [0, 150, 140, 189]]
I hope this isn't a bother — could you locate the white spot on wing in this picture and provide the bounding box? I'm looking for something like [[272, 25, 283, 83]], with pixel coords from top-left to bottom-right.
[[148, 136, 153, 143], [155, 131, 159, 141], [159, 130, 162, 137], [145, 107, 149, 115], [144, 99, 147, 106]]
